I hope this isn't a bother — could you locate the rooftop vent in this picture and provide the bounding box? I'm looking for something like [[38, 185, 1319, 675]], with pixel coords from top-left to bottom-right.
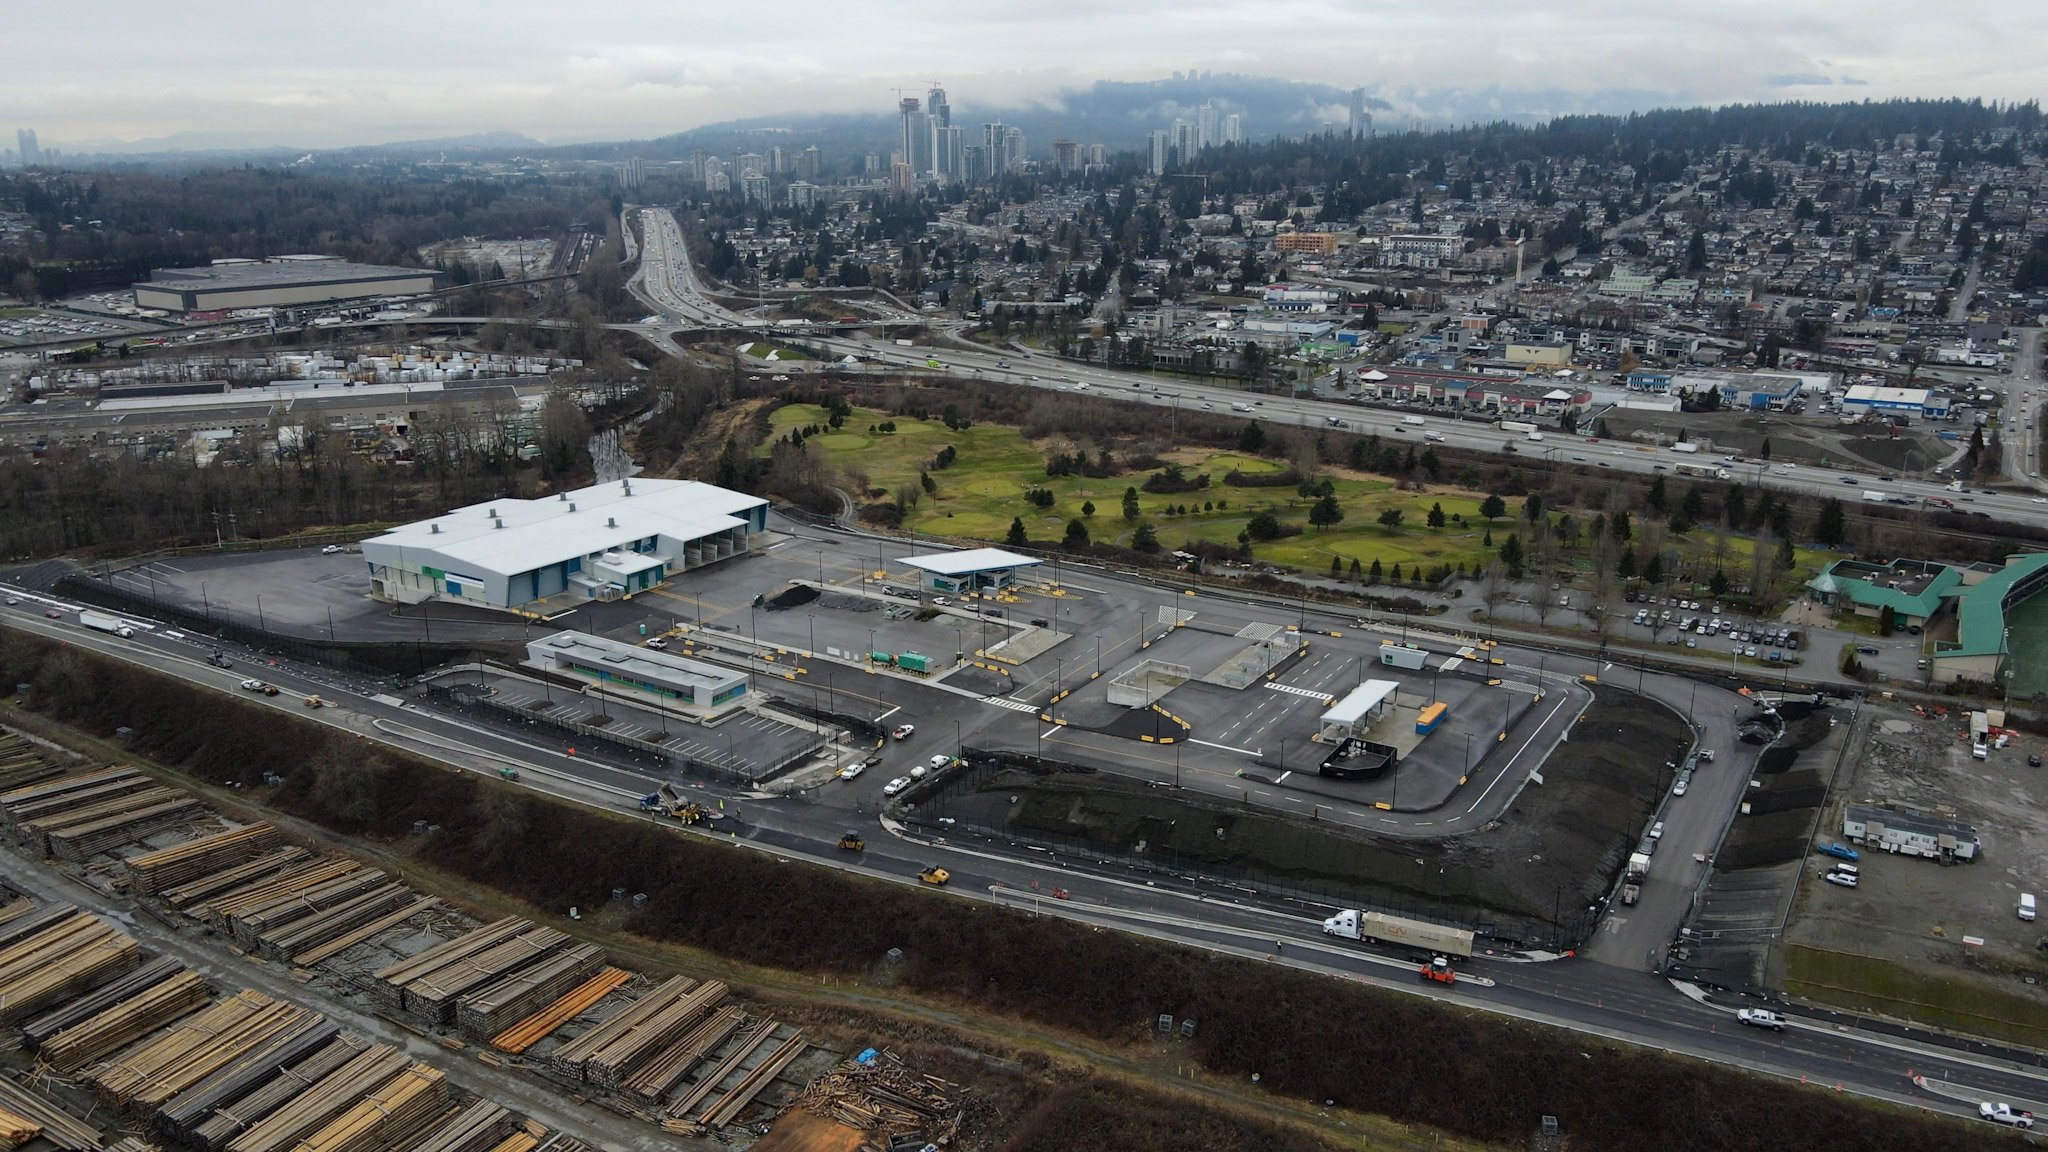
[[607, 517, 618, 528], [568, 503, 577, 513], [486, 508, 496, 518], [558, 492, 568, 501], [429, 523, 440, 534]]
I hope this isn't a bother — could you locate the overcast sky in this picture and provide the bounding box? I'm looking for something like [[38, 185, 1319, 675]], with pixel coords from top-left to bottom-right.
[[9, 0, 2042, 151]]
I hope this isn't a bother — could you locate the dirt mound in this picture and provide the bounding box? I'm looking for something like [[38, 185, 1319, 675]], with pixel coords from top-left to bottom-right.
[[764, 584, 822, 611]]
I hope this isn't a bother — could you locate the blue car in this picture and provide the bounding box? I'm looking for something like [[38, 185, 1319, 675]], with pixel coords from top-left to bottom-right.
[[1820, 842, 1860, 862]]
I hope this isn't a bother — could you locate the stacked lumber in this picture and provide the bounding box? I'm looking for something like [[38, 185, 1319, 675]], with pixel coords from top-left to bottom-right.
[[106, 1140, 161, 1152], [200, 860, 370, 922], [0, 767, 147, 829], [0, 1106, 38, 1150], [489, 967, 630, 1055], [22, 955, 186, 1048], [293, 896, 440, 969], [225, 870, 392, 950], [0, 733, 64, 791], [160, 848, 312, 909], [0, 901, 33, 931], [479, 1120, 547, 1152], [0, 905, 77, 951], [128, 824, 281, 895], [397, 926, 567, 1028], [158, 1019, 341, 1139], [0, 910, 140, 1024], [89, 990, 310, 1108], [552, 977, 727, 1088], [190, 1036, 368, 1150], [396, 1100, 509, 1152], [455, 943, 604, 1040], [620, 1005, 743, 1101], [283, 1065, 445, 1152], [6, 778, 159, 833], [370, 914, 544, 1020], [253, 884, 414, 961], [664, 1019, 775, 1120], [221, 1043, 409, 1152], [0, 1075, 102, 1151], [38, 969, 211, 1072], [38, 790, 204, 862], [697, 1030, 806, 1127]]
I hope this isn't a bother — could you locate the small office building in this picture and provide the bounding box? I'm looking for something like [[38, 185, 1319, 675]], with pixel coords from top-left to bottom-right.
[[525, 631, 749, 718], [900, 548, 1042, 594]]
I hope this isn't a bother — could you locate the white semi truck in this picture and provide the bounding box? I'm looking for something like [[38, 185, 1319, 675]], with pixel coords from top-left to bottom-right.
[[1321, 909, 1475, 958], [77, 611, 135, 638]]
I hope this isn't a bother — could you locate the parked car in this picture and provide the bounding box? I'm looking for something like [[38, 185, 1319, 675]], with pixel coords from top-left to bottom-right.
[[838, 762, 867, 781], [1649, 821, 1665, 840], [1672, 777, 1689, 797], [238, 679, 280, 696], [321, 544, 343, 554], [644, 637, 668, 649], [1820, 842, 1860, 861], [927, 753, 952, 771], [1737, 1008, 1786, 1031], [881, 776, 913, 797], [1823, 871, 1858, 888], [892, 724, 916, 741]]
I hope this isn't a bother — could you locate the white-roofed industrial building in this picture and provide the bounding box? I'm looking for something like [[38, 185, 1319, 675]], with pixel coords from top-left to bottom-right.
[[360, 477, 768, 611]]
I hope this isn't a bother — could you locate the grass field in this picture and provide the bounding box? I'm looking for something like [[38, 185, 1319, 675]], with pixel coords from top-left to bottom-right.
[[768, 403, 1830, 586], [1785, 943, 2048, 1049], [740, 341, 811, 361]]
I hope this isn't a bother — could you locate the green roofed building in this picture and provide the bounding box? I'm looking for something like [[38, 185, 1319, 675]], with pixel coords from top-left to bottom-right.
[[1808, 554, 2048, 687], [1932, 552, 2048, 686], [1804, 559, 1959, 626]]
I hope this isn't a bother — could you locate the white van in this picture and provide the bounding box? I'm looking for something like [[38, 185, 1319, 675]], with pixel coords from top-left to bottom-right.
[[2021, 893, 2037, 922]]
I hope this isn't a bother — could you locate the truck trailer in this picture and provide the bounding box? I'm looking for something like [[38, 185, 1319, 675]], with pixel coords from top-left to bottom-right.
[[77, 611, 135, 638], [1860, 490, 1890, 504], [1623, 851, 1651, 906], [1321, 909, 1475, 958]]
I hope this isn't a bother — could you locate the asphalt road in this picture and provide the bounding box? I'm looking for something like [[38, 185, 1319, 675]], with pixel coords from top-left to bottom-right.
[[6, 583, 2048, 1128]]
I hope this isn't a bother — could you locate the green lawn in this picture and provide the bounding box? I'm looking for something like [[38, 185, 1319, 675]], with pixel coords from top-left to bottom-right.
[[767, 403, 1831, 586], [740, 341, 811, 361]]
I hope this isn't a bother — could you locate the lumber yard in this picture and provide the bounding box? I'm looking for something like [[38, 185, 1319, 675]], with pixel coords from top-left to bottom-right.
[[0, 724, 966, 1151]]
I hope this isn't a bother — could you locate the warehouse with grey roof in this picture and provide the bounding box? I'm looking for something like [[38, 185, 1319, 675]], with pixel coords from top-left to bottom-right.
[[132, 256, 439, 314]]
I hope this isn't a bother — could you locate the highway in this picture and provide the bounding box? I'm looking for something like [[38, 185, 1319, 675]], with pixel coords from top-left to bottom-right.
[[5, 581, 2048, 1129], [630, 208, 2048, 535]]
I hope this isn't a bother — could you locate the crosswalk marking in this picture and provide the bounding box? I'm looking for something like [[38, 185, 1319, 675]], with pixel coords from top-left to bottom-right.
[[983, 696, 1040, 713], [1264, 681, 1333, 702]]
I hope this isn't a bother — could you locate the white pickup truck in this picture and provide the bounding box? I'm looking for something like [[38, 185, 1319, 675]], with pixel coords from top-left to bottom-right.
[[1981, 1102, 2034, 1129]]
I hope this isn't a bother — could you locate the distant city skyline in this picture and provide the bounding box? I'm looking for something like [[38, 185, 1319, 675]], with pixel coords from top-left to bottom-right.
[[3, 0, 2040, 153]]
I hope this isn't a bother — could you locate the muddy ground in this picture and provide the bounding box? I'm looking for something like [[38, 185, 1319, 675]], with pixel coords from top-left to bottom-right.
[[1603, 409, 1952, 474], [1780, 697, 2048, 1040]]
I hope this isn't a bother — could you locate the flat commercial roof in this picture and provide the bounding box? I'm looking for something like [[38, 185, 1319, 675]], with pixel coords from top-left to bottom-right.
[[534, 631, 739, 692], [366, 478, 766, 577], [135, 258, 432, 292], [1322, 679, 1399, 726], [900, 548, 1043, 577], [1843, 384, 1932, 405]]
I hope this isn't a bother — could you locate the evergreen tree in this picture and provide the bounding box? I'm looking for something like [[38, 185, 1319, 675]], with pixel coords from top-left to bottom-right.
[[1122, 487, 1141, 521], [1063, 519, 1091, 550], [1006, 517, 1028, 547], [1480, 494, 1508, 521], [1647, 474, 1668, 514], [1815, 498, 1847, 547], [1427, 502, 1447, 530], [1498, 534, 1525, 578]]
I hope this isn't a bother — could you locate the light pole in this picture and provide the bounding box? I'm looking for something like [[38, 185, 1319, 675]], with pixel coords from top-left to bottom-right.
[[255, 595, 266, 634]]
